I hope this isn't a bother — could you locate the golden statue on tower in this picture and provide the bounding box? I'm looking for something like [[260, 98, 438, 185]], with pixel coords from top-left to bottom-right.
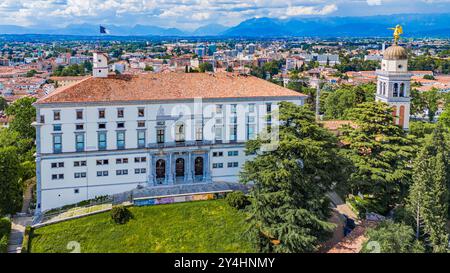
[[388, 24, 403, 44]]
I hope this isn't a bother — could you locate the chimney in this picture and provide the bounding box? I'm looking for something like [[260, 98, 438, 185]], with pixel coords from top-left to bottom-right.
[[93, 52, 109, 78]]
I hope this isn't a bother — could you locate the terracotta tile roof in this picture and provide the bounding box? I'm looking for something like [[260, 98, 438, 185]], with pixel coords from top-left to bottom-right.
[[36, 72, 306, 105]]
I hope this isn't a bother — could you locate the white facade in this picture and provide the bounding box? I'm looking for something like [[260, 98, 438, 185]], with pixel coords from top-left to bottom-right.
[[92, 52, 109, 78], [35, 98, 304, 212], [376, 47, 411, 130]]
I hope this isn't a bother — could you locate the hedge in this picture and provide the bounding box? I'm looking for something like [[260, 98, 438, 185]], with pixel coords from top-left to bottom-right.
[[0, 217, 11, 253], [21, 226, 33, 253]]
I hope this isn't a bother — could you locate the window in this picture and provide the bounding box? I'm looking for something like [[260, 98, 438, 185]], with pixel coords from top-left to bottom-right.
[[213, 151, 223, 157], [228, 151, 239, 156], [216, 104, 223, 114], [137, 130, 146, 148], [138, 108, 145, 117], [116, 158, 128, 164], [230, 125, 237, 142], [97, 171, 109, 177], [116, 169, 128, 176], [135, 157, 147, 163], [98, 109, 105, 119], [135, 168, 147, 174], [247, 124, 256, 140], [247, 116, 255, 123], [231, 104, 237, 114], [213, 163, 223, 169], [248, 104, 255, 113], [98, 123, 106, 129], [40, 115, 45, 124], [393, 83, 399, 97], [75, 133, 85, 152], [51, 174, 64, 180], [53, 134, 62, 153], [230, 117, 237, 124], [76, 110, 83, 120], [266, 103, 272, 113], [98, 132, 107, 150], [51, 162, 64, 168], [75, 124, 84, 130], [53, 111, 61, 121], [227, 162, 239, 168], [117, 122, 125, 129], [117, 131, 125, 149], [157, 128, 165, 144], [195, 127, 203, 141], [96, 159, 109, 165], [74, 189, 80, 194], [175, 123, 185, 142], [74, 172, 86, 178], [53, 124, 62, 131], [215, 118, 223, 125], [214, 127, 223, 142], [73, 161, 86, 167], [117, 108, 124, 118], [137, 121, 145, 128]]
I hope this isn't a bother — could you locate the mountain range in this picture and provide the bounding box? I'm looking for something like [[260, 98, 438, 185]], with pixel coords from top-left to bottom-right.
[[0, 13, 449, 37]]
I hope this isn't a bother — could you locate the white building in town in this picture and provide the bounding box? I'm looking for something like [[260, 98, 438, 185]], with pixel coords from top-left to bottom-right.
[[33, 56, 306, 213]]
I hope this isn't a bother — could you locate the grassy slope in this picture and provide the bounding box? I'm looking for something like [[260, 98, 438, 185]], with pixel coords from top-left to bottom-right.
[[30, 200, 254, 253]]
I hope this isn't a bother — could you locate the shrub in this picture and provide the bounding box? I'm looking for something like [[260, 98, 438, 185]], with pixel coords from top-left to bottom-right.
[[225, 191, 250, 210], [111, 205, 133, 224], [0, 217, 11, 253], [361, 220, 425, 253], [21, 226, 32, 253]]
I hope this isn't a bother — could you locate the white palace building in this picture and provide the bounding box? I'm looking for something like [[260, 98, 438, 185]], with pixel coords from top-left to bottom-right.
[[33, 53, 306, 213]]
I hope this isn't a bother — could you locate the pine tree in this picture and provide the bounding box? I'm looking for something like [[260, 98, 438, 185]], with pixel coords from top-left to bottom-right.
[[407, 126, 449, 253], [340, 102, 416, 213], [240, 102, 350, 252]]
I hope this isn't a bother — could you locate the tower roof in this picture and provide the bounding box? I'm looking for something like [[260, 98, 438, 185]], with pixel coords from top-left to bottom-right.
[[383, 45, 407, 60]]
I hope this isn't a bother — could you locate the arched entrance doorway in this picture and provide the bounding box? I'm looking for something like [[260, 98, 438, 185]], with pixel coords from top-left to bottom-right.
[[156, 159, 166, 184], [194, 157, 204, 176], [176, 158, 185, 177]]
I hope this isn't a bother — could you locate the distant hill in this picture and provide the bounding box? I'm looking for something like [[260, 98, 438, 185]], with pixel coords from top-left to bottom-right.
[[0, 13, 449, 37], [192, 24, 228, 36], [221, 13, 450, 37]]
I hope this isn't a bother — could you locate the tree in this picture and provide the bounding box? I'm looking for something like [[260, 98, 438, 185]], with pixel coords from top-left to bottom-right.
[[286, 74, 307, 93], [406, 126, 449, 253], [240, 102, 349, 252], [0, 147, 23, 216], [0, 97, 7, 111], [340, 102, 415, 214], [324, 84, 375, 120], [438, 107, 450, 128], [361, 220, 424, 253], [5, 96, 37, 139], [198, 62, 213, 73], [144, 65, 153, 72], [423, 88, 441, 122]]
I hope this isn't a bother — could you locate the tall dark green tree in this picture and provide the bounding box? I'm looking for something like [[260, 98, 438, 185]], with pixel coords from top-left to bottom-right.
[[5, 96, 37, 139], [406, 126, 449, 253], [240, 102, 349, 252], [0, 97, 8, 111], [0, 146, 23, 216], [341, 102, 415, 213]]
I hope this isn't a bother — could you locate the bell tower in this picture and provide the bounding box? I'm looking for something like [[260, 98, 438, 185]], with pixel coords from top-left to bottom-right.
[[375, 25, 411, 130]]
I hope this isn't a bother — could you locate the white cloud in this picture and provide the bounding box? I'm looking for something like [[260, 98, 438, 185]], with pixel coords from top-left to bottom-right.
[[286, 4, 338, 16], [367, 0, 382, 5], [0, 0, 448, 29]]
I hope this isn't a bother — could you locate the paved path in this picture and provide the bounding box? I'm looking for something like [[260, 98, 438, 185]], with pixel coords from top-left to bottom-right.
[[7, 216, 32, 253], [21, 182, 34, 214]]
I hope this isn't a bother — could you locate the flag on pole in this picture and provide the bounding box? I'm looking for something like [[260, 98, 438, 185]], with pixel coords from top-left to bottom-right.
[[100, 25, 109, 34]]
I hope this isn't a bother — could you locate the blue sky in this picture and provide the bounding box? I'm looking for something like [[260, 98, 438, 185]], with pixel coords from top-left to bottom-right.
[[0, 0, 449, 30]]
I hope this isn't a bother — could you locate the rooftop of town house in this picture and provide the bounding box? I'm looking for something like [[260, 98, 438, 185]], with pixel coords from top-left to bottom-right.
[[36, 72, 307, 105]]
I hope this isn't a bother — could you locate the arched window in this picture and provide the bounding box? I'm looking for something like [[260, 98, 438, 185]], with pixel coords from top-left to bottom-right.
[[400, 83, 406, 97], [175, 122, 185, 142], [393, 83, 399, 97], [156, 159, 166, 179], [382, 82, 386, 96], [176, 158, 185, 177], [194, 157, 204, 176], [399, 106, 405, 128]]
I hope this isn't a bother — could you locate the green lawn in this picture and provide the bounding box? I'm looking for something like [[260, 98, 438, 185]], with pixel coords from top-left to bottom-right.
[[30, 200, 255, 253]]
